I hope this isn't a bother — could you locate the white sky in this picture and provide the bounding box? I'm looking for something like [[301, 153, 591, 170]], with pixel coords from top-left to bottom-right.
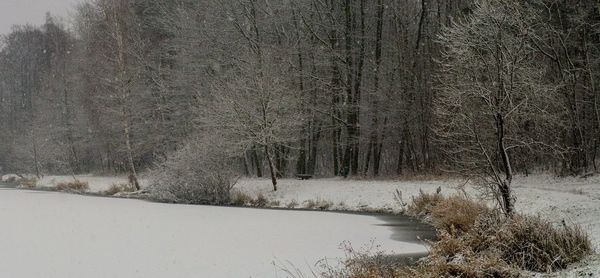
[[0, 0, 80, 35]]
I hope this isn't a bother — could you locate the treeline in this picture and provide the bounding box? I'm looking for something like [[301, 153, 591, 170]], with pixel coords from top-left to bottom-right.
[[0, 0, 598, 184]]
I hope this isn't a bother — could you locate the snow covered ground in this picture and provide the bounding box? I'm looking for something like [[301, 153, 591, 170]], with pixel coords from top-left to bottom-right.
[[0, 188, 426, 278]]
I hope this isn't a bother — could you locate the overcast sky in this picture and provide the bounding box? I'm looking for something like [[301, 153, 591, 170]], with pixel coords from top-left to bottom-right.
[[0, 0, 80, 35]]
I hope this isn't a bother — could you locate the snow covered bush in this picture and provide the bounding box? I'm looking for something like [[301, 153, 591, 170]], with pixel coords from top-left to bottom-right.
[[103, 183, 137, 196], [149, 139, 238, 205], [55, 180, 89, 191]]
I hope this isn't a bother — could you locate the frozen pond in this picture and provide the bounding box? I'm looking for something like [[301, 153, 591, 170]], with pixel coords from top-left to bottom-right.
[[0, 188, 430, 278]]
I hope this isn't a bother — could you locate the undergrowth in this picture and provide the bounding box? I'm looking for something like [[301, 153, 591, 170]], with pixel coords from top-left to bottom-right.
[[55, 180, 89, 191]]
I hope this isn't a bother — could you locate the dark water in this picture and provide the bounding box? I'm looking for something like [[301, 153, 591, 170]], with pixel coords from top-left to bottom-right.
[[375, 214, 436, 265], [0, 181, 16, 188]]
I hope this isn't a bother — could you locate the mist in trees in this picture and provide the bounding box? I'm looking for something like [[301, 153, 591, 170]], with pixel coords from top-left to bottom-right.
[[1, 0, 599, 206]]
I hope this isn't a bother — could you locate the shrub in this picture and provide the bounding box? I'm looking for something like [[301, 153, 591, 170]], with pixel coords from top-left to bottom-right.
[[103, 183, 137, 196], [304, 198, 333, 210], [149, 139, 238, 205], [2, 174, 21, 183], [286, 199, 299, 208], [230, 190, 253, 206], [495, 215, 592, 272], [405, 192, 592, 275], [250, 193, 268, 208], [406, 188, 444, 219], [55, 180, 89, 191], [19, 177, 38, 188], [430, 195, 490, 235]]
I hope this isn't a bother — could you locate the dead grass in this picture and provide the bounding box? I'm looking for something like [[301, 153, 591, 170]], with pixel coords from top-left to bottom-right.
[[406, 189, 444, 219], [19, 177, 38, 188], [250, 193, 268, 208], [103, 183, 137, 196], [304, 198, 333, 210], [496, 215, 592, 272], [402, 192, 592, 275], [230, 190, 254, 206], [55, 180, 89, 191], [286, 199, 299, 208], [430, 195, 490, 235]]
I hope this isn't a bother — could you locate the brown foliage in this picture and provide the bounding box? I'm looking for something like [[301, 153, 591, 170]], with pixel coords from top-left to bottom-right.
[[406, 189, 444, 219], [430, 195, 490, 235], [19, 177, 38, 188], [55, 180, 89, 191]]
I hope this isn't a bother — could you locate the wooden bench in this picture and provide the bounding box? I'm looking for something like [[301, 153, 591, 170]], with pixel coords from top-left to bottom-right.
[[295, 174, 313, 180]]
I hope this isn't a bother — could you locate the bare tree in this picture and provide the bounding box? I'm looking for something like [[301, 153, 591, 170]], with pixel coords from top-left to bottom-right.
[[435, 0, 566, 215], [201, 55, 303, 191]]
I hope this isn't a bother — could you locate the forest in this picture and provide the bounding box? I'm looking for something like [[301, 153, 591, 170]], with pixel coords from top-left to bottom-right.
[[1, 0, 599, 196], [1, 1, 600, 276]]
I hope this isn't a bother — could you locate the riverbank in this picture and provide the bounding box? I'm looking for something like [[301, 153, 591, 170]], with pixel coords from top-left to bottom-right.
[[235, 175, 600, 277]]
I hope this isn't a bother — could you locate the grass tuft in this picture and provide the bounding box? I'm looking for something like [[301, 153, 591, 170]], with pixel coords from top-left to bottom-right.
[[250, 193, 268, 208], [55, 180, 89, 191], [304, 198, 333, 210], [230, 190, 254, 206], [19, 177, 38, 188], [496, 215, 592, 272], [406, 189, 444, 219]]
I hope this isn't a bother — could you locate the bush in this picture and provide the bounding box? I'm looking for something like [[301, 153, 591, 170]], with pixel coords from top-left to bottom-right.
[[406, 188, 444, 219], [103, 183, 137, 196], [304, 198, 333, 210], [406, 193, 592, 275], [286, 199, 299, 208], [55, 180, 89, 191], [496, 215, 592, 272], [250, 193, 268, 208], [230, 190, 253, 206], [149, 139, 238, 205], [430, 195, 490, 235], [19, 177, 38, 188], [2, 174, 22, 183]]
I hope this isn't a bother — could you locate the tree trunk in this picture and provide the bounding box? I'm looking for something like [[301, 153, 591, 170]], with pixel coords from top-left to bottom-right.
[[122, 112, 140, 190], [364, 0, 385, 177], [252, 146, 263, 177], [265, 145, 278, 191], [496, 112, 513, 215]]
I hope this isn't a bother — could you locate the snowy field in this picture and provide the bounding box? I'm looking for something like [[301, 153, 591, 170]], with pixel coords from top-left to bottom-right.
[[0, 188, 426, 278]]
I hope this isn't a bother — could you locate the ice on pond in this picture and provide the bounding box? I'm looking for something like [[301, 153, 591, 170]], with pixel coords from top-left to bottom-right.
[[0, 189, 427, 278]]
